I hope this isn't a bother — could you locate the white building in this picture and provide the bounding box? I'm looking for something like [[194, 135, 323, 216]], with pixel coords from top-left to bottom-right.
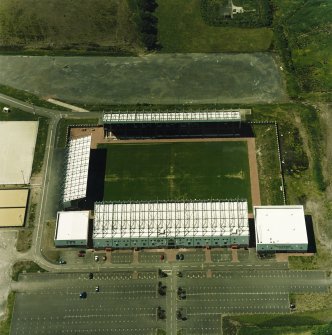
[[254, 206, 308, 252], [54, 211, 90, 247]]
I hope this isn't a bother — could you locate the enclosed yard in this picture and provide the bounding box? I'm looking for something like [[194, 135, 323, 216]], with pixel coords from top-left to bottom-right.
[[0, 121, 38, 184], [99, 141, 252, 205], [156, 0, 273, 53]]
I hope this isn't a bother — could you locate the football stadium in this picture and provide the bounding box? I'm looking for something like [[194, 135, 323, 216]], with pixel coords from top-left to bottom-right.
[[56, 109, 308, 252]]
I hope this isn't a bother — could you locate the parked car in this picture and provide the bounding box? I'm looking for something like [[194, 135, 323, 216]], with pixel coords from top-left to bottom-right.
[[95, 285, 99, 292], [88, 272, 93, 279], [78, 252, 85, 257], [79, 292, 87, 299], [59, 259, 66, 265], [94, 255, 99, 262]]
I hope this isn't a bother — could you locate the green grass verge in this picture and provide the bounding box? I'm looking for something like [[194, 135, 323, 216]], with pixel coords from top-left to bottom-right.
[[32, 117, 49, 174], [224, 311, 332, 335], [16, 229, 33, 252], [0, 84, 64, 110], [99, 141, 252, 205], [0, 291, 15, 335], [156, 0, 273, 52], [11, 261, 46, 281], [55, 118, 99, 148], [252, 123, 284, 205]]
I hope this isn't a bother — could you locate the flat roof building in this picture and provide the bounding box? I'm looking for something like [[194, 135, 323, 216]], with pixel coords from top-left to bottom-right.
[[0, 189, 29, 227], [254, 205, 308, 252], [54, 211, 90, 247], [93, 200, 249, 249]]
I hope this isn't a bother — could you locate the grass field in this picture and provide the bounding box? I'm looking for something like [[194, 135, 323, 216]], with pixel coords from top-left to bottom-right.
[[156, 0, 273, 52], [0, 0, 142, 55], [99, 141, 252, 206], [224, 308, 332, 335]]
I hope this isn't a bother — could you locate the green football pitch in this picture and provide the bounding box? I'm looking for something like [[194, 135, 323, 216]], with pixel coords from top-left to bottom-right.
[[99, 141, 252, 206]]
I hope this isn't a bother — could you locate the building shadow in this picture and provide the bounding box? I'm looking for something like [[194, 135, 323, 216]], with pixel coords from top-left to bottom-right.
[[248, 218, 256, 248], [79, 148, 107, 210], [305, 215, 316, 253], [106, 122, 254, 139]]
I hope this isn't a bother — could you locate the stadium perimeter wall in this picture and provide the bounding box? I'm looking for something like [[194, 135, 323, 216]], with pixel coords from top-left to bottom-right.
[[93, 235, 249, 249], [256, 243, 308, 253]]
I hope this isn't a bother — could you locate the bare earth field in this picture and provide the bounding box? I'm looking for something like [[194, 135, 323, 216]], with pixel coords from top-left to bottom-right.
[[0, 53, 287, 105]]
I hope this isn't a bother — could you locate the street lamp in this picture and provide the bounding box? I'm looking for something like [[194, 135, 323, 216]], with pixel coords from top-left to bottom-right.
[[20, 170, 26, 184]]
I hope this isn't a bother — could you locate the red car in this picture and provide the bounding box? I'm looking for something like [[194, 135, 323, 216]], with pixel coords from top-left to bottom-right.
[[160, 254, 165, 261], [78, 252, 85, 257]]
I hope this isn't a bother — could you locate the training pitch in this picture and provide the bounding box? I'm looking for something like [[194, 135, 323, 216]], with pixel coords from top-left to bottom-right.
[[99, 140, 252, 205]]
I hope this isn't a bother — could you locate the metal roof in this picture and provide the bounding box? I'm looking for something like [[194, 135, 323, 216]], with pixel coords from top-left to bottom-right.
[[103, 110, 241, 124], [63, 136, 91, 203], [93, 200, 248, 239], [55, 211, 90, 241], [254, 206, 308, 245]]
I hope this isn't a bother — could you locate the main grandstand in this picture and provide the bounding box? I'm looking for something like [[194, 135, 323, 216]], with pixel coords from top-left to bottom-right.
[[93, 200, 249, 248]]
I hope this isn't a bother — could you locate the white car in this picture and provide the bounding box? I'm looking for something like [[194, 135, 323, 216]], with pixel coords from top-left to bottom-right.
[[94, 255, 99, 261]]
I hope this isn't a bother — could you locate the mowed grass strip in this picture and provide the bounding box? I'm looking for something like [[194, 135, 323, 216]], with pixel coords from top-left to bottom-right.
[[156, 0, 273, 52], [99, 141, 252, 206]]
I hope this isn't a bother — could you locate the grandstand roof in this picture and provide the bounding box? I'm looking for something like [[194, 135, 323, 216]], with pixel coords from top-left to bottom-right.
[[55, 211, 89, 241], [103, 110, 241, 124], [254, 206, 308, 245], [93, 200, 248, 239], [63, 136, 91, 203]]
